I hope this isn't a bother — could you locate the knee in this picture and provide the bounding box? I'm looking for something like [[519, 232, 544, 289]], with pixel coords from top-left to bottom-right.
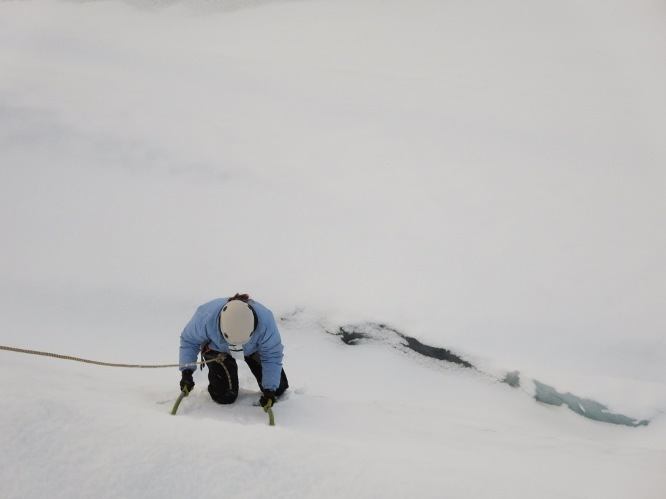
[[209, 387, 238, 405]]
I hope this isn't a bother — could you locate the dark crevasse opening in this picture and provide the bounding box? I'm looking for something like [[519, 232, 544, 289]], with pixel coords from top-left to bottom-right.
[[397, 334, 474, 368], [334, 323, 473, 368]]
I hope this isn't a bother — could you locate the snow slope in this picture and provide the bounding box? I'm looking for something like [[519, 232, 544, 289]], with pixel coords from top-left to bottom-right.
[[2, 315, 665, 499], [1, 0, 665, 497]]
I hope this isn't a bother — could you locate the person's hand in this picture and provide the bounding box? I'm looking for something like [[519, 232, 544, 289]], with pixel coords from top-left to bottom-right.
[[259, 390, 277, 409], [180, 369, 195, 394]]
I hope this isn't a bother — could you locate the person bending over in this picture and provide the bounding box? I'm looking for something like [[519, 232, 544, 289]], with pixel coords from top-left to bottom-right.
[[178, 293, 289, 409]]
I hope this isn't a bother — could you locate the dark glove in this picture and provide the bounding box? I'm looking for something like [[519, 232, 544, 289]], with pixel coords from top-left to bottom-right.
[[180, 369, 195, 394], [259, 390, 277, 409]]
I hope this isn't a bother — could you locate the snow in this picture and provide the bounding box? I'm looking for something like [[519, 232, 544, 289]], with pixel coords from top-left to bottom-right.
[[1, 0, 665, 497], [2, 321, 665, 499]]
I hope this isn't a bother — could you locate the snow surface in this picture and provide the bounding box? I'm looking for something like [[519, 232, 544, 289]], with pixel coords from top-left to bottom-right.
[[1, 0, 665, 497]]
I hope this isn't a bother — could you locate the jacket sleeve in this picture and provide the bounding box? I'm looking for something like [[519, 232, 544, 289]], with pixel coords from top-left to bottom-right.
[[179, 309, 206, 371], [258, 312, 284, 391]]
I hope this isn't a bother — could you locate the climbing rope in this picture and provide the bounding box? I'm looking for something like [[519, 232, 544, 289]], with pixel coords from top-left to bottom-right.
[[0, 344, 203, 369]]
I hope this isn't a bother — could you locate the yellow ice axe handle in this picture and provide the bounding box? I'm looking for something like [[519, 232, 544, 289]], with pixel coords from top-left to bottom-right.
[[263, 399, 275, 426], [171, 387, 189, 415]]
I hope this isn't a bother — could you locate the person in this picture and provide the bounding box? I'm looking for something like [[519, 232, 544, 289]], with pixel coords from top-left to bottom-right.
[[178, 293, 289, 409]]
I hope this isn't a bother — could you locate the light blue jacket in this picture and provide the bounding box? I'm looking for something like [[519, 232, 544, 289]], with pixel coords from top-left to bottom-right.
[[179, 298, 285, 391]]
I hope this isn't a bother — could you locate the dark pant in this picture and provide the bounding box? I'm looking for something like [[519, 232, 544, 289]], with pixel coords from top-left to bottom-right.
[[203, 350, 289, 405]]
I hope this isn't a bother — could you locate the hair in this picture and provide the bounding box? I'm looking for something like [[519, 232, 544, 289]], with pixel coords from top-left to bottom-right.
[[228, 293, 250, 303]]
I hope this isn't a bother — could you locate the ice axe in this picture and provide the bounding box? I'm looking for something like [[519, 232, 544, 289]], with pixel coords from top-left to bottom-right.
[[263, 398, 275, 426], [170, 387, 189, 415]]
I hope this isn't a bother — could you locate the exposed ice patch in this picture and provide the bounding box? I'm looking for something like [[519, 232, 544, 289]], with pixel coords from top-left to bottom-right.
[[531, 379, 649, 427]]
